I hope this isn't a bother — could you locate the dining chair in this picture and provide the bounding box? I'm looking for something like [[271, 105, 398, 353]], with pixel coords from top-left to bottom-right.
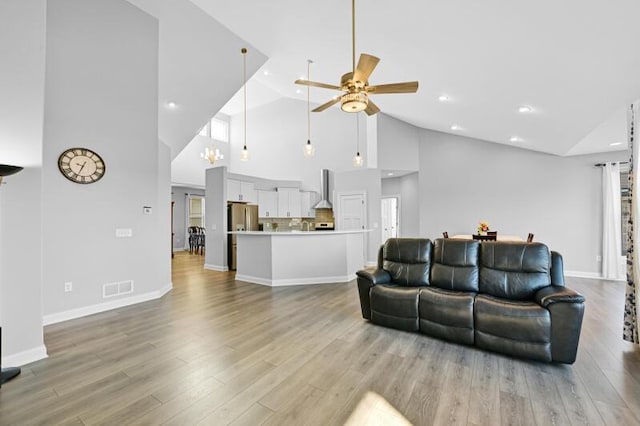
[[487, 231, 497, 237], [187, 226, 200, 254], [443, 232, 449, 238], [472, 234, 497, 241], [527, 233, 534, 243], [197, 226, 206, 255]]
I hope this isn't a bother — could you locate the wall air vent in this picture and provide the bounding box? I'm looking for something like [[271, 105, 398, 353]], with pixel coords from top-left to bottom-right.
[[103, 280, 134, 298]]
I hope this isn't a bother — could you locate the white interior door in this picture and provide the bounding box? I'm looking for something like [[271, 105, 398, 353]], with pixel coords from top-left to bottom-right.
[[338, 192, 366, 230], [381, 197, 398, 241]]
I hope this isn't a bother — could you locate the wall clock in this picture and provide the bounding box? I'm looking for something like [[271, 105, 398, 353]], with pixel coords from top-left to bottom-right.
[[58, 148, 105, 184]]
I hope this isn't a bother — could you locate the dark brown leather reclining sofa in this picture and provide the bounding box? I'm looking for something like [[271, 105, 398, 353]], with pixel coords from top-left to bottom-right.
[[356, 238, 585, 364]]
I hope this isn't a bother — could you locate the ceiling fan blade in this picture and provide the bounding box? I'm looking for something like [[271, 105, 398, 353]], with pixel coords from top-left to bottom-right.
[[368, 81, 419, 94], [294, 79, 341, 91], [364, 99, 380, 116], [353, 54, 380, 83], [312, 97, 341, 112]]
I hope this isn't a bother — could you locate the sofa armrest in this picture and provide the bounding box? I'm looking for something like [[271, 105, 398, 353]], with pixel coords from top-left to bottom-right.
[[535, 285, 585, 308], [534, 285, 585, 364], [356, 269, 391, 285], [550, 251, 565, 286], [356, 269, 391, 319]]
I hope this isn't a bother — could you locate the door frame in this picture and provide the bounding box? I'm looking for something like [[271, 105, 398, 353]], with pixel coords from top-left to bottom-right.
[[381, 194, 401, 240], [185, 194, 206, 250]]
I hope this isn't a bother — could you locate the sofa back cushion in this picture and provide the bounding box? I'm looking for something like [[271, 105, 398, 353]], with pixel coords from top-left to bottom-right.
[[431, 238, 480, 292], [479, 242, 551, 300], [382, 238, 432, 286]]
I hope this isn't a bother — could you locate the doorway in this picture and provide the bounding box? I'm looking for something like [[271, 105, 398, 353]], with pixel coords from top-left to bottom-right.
[[185, 195, 205, 250], [381, 196, 399, 242]]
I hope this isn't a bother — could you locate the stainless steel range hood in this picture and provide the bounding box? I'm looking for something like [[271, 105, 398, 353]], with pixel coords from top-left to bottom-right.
[[313, 169, 333, 209]]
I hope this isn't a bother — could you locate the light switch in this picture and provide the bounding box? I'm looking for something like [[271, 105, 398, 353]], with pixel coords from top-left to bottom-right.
[[211, 224, 217, 231], [116, 228, 133, 238], [143, 206, 152, 215]]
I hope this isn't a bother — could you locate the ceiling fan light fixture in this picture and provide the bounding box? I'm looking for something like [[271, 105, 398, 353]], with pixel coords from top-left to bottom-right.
[[341, 92, 368, 113]]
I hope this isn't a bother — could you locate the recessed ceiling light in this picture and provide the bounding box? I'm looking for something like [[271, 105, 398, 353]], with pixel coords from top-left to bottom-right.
[[166, 101, 177, 109], [296, 89, 301, 94], [299, 75, 305, 80], [263, 70, 270, 76], [450, 124, 461, 131], [438, 95, 449, 102], [387, 172, 394, 176], [509, 136, 522, 143], [518, 105, 533, 113], [610, 142, 623, 146]]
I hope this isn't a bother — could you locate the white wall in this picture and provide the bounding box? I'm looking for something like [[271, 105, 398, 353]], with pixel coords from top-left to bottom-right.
[[334, 169, 382, 265], [228, 98, 371, 194], [0, 0, 47, 365], [41, 0, 170, 318], [418, 129, 628, 275], [377, 114, 420, 172], [381, 172, 420, 237]]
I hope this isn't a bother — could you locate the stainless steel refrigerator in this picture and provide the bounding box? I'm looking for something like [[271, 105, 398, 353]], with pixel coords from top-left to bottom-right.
[[228, 202, 259, 270]]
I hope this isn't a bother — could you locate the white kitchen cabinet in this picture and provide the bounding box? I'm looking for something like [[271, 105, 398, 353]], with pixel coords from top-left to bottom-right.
[[227, 179, 256, 203], [277, 187, 301, 218], [300, 191, 317, 218], [257, 190, 278, 218]]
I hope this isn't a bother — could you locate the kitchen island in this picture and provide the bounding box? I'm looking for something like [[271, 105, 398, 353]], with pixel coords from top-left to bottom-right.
[[228, 230, 370, 286]]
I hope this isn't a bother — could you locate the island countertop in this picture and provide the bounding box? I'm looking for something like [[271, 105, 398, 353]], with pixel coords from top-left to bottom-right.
[[228, 229, 371, 236], [232, 230, 369, 286]]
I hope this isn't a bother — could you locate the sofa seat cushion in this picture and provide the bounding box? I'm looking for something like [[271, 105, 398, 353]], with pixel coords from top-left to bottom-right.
[[382, 238, 432, 286], [370, 285, 420, 331], [431, 239, 480, 292], [418, 287, 475, 345], [474, 294, 552, 362], [479, 242, 552, 300]]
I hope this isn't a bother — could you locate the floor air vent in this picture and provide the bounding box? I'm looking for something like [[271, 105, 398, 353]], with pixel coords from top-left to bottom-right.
[[103, 280, 134, 298]]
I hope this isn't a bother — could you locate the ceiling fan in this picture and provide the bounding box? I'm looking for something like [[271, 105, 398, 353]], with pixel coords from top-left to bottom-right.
[[294, 0, 419, 116]]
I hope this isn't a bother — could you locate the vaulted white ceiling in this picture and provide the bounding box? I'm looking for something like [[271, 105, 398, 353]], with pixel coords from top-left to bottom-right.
[[191, 0, 640, 156]]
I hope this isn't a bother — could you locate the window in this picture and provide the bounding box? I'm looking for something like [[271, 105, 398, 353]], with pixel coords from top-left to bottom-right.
[[211, 118, 229, 142], [197, 117, 229, 142]]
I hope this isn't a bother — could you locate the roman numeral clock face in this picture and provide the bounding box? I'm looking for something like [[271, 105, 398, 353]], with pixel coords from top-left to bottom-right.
[[58, 148, 105, 184]]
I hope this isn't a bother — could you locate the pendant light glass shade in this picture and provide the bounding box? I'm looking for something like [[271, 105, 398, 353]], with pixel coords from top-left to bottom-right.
[[240, 145, 249, 161], [353, 114, 363, 167], [241, 47, 249, 161], [303, 59, 315, 157], [303, 140, 315, 157], [353, 152, 363, 167]]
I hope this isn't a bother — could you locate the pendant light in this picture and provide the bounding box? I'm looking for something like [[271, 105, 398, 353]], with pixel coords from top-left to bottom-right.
[[240, 47, 249, 161], [303, 59, 315, 157], [353, 114, 363, 167]]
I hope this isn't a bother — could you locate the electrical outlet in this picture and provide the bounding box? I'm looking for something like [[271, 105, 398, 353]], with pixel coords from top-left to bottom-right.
[[64, 282, 73, 292]]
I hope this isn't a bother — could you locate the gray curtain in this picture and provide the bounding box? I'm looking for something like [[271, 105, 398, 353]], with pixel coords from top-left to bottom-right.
[[624, 101, 639, 344]]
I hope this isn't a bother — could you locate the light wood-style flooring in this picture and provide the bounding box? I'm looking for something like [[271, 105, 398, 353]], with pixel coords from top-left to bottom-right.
[[1, 252, 640, 425]]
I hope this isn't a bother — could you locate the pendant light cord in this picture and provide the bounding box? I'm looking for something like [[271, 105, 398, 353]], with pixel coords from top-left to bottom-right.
[[242, 48, 247, 150], [356, 114, 360, 155], [307, 60, 311, 141]]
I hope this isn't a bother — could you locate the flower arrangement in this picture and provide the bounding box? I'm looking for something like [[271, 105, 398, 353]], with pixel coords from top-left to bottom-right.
[[477, 221, 490, 235]]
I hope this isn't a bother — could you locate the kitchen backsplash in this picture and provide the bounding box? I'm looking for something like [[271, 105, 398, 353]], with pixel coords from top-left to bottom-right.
[[259, 208, 334, 231]]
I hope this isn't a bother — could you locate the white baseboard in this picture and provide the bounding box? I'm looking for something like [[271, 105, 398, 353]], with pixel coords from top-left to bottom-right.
[[235, 273, 355, 287], [204, 264, 229, 272], [42, 282, 173, 326], [173, 248, 185, 253], [2, 344, 48, 367], [565, 270, 602, 280]]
